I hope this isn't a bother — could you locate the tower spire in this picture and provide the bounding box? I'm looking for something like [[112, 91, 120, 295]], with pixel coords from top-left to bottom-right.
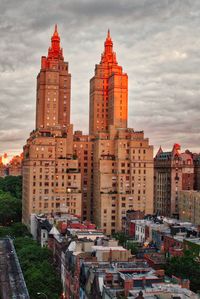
[[100, 30, 117, 64], [105, 29, 112, 47], [104, 29, 113, 55], [46, 24, 63, 60], [52, 24, 60, 42]]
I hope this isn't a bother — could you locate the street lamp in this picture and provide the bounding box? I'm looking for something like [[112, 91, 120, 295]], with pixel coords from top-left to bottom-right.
[[37, 292, 48, 299]]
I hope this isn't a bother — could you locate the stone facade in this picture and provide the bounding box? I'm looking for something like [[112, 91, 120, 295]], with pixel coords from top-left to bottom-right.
[[154, 144, 194, 217], [90, 32, 153, 234], [93, 128, 153, 235], [73, 131, 95, 220], [179, 190, 200, 225], [22, 26, 82, 228], [23, 26, 154, 233]]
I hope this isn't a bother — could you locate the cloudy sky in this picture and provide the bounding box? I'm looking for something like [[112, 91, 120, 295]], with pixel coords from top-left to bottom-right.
[[1, 0, 200, 157]]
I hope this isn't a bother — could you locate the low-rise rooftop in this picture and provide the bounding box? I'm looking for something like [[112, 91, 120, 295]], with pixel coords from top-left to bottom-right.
[[128, 283, 199, 299]]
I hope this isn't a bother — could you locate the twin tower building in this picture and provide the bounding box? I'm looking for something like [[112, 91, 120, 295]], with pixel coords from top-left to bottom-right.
[[22, 26, 154, 235]]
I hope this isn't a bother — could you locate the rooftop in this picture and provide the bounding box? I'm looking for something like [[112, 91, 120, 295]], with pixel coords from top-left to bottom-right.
[[128, 283, 199, 299], [92, 245, 127, 251]]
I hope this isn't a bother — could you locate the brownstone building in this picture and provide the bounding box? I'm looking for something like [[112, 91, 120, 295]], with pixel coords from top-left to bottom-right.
[[154, 144, 194, 217], [22, 26, 154, 234]]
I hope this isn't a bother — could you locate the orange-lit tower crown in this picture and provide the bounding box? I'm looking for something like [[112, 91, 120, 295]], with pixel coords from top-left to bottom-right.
[[36, 25, 71, 130], [89, 30, 128, 135]]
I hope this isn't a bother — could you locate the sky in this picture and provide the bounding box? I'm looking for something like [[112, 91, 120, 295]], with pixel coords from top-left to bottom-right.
[[0, 0, 200, 157]]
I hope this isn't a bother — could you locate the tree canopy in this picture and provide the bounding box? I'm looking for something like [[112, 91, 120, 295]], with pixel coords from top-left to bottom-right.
[[0, 223, 62, 299], [126, 241, 139, 255], [0, 176, 22, 199], [15, 237, 62, 299], [0, 176, 22, 225], [0, 222, 30, 238], [112, 232, 128, 246], [166, 250, 200, 293], [0, 177, 62, 298], [0, 190, 21, 225]]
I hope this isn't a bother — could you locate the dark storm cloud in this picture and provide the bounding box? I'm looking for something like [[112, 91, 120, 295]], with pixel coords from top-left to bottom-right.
[[0, 0, 200, 157]]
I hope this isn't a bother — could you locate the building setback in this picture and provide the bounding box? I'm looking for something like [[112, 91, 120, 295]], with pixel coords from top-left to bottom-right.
[[22, 26, 154, 234]]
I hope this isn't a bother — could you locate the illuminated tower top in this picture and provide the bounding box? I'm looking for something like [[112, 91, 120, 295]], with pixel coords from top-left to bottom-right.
[[41, 24, 64, 70], [100, 29, 117, 65], [36, 25, 71, 130], [89, 30, 128, 135], [47, 24, 63, 60]]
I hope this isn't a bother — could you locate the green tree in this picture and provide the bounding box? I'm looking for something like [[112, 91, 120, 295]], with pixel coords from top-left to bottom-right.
[[0, 176, 22, 199], [112, 232, 128, 246], [166, 251, 200, 292], [14, 237, 62, 299], [0, 223, 30, 238], [127, 241, 139, 255], [0, 191, 21, 225], [0, 175, 62, 298], [24, 262, 62, 299], [0, 176, 22, 225]]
